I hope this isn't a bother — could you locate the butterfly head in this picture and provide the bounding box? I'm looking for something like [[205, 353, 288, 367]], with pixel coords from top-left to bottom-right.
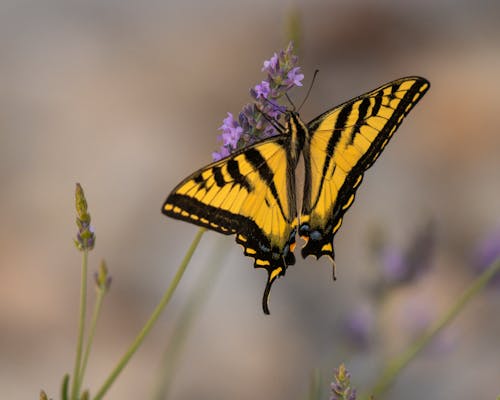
[[283, 111, 307, 158]]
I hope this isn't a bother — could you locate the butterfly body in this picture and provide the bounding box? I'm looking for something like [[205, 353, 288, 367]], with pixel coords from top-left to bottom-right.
[[163, 77, 430, 314]]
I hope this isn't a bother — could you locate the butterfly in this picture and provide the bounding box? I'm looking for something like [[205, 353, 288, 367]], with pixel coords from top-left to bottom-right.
[[162, 76, 430, 314]]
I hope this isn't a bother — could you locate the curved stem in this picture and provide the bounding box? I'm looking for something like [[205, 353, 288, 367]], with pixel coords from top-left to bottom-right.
[[370, 258, 500, 398], [92, 228, 206, 400]]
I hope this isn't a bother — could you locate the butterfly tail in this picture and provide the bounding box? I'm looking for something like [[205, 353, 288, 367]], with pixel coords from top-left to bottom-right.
[[261, 265, 285, 315], [258, 249, 296, 314]]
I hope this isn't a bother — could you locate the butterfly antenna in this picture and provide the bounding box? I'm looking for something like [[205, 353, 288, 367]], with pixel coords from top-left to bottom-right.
[[257, 101, 286, 133], [285, 93, 296, 111], [298, 69, 319, 112]]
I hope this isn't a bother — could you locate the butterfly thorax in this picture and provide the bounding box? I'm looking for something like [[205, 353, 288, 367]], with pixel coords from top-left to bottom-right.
[[286, 111, 307, 166], [284, 111, 308, 227]]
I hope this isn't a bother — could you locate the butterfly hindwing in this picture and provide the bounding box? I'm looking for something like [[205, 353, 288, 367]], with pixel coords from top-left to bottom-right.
[[163, 134, 299, 313], [299, 77, 430, 261]]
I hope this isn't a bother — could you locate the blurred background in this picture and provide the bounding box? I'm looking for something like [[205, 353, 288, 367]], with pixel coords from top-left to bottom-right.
[[1, 0, 499, 399]]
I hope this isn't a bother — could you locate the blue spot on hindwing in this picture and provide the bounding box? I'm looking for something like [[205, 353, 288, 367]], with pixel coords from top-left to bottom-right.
[[310, 231, 322, 241], [259, 243, 270, 253]]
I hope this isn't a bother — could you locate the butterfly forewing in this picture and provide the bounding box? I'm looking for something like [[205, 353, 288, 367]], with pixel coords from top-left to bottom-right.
[[299, 77, 430, 260]]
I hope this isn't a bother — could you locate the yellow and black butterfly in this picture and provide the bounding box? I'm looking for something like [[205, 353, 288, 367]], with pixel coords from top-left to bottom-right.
[[163, 76, 430, 314]]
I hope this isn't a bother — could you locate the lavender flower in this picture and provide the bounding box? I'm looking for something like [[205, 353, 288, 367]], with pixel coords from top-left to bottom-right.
[[473, 228, 500, 286], [330, 364, 357, 400], [285, 66, 304, 87], [380, 220, 436, 286], [343, 304, 375, 349], [253, 80, 271, 99], [262, 53, 279, 72], [94, 260, 112, 292], [212, 41, 304, 161], [74, 183, 95, 251], [380, 246, 406, 283]]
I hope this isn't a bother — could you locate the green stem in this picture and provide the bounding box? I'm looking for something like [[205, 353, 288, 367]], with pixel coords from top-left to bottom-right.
[[370, 258, 500, 398], [151, 239, 226, 400], [71, 248, 88, 400], [78, 285, 106, 385], [307, 368, 322, 400], [61, 374, 70, 400], [92, 228, 206, 400]]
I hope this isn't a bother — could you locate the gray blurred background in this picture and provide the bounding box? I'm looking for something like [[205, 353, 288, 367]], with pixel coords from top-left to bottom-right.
[[1, 1, 499, 399]]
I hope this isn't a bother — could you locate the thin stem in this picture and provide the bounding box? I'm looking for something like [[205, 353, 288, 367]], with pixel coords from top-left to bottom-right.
[[370, 258, 500, 398], [78, 285, 106, 385], [92, 228, 206, 400], [71, 248, 88, 400], [151, 239, 227, 400], [307, 368, 322, 400], [61, 374, 70, 400]]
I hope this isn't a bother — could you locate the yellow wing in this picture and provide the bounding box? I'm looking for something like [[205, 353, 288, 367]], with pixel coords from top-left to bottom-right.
[[299, 77, 430, 263], [163, 135, 298, 314]]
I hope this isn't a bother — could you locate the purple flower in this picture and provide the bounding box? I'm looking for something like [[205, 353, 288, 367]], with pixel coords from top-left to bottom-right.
[[218, 112, 243, 149], [262, 53, 279, 73], [330, 364, 357, 400], [473, 228, 500, 286], [343, 304, 375, 349], [262, 100, 286, 119], [263, 124, 278, 138], [211, 146, 230, 162], [285, 66, 304, 87], [380, 220, 436, 286], [212, 42, 304, 161], [381, 246, 406, 283], [253, 80, 271, 99]]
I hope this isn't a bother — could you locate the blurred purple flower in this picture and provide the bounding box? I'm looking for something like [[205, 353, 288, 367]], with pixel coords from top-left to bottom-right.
[[380, 220, 436, 286], [330, 364, 357, 400], [473, 228, 500, 286], [381, 246, 406, 283], [212, 42, 303, 161], [343, 304, 375, 349]]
